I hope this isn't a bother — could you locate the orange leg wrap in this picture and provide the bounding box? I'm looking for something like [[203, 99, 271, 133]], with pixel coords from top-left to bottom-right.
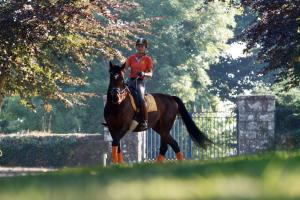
[[118, 153, 124, 163], [176, 152, 184, 161], [156, 154, 165, 163], [112, 146, 118, 164]]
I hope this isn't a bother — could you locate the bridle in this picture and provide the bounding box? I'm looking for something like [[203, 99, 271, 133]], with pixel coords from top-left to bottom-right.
[[109, 71, 130, 104], [110, 86, 129, 104]]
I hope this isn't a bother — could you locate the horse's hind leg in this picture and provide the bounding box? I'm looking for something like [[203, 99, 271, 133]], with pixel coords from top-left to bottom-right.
[[157, 135, 169, 163], [167, 135, 184, 160]]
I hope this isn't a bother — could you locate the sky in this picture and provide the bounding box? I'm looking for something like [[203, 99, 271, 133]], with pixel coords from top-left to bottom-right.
[[226, 42, 249, 59]]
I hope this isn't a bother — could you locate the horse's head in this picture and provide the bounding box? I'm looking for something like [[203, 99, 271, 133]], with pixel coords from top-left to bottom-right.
[[108, 61, 127, 104]]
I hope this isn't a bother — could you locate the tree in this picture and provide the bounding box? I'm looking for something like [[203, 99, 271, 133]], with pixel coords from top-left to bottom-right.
[[0, 1, 145, 109], [209, 56, 265, 100], [0, 0, 242, 133], [123, 0, 240, 109], [241, 0, 300, 90], [274, 87, 300, 148]]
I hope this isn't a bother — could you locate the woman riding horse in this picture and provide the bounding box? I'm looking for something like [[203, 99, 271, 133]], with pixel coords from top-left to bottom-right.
[[104, 61, 212, 164], [125, 38, 153, 130]]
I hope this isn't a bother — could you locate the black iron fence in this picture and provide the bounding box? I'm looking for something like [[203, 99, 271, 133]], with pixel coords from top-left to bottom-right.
[[145, 112, 237, 160]]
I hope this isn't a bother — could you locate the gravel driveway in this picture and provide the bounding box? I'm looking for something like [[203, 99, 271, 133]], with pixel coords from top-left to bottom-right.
[[0, 167, 57, 178]]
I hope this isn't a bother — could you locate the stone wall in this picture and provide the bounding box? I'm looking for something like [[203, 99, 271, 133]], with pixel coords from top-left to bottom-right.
[[237, 95, 275, 154]]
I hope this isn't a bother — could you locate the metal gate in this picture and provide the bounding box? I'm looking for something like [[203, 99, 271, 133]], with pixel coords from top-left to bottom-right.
[[145, 112, 237, 160]]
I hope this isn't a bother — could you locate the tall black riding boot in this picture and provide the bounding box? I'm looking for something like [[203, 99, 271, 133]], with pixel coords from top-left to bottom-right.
[[140, 99, 148, 130]]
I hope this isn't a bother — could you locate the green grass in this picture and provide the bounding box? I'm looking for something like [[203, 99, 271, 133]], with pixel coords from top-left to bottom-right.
[[1, 151, 300, 200]]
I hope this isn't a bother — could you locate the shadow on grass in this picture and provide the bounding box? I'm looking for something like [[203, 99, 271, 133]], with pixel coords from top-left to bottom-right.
[[1, 151, 300, 189]]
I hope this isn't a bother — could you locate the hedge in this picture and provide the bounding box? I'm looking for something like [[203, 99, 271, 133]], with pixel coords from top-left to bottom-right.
[[0, 133, 109, 167]]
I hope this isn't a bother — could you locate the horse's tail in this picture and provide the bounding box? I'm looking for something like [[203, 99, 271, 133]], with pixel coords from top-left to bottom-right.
[[172, 96, 213, 148]]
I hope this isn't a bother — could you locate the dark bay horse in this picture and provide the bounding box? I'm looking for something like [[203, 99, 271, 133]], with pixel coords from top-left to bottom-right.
[[104, 62, 212, 163]]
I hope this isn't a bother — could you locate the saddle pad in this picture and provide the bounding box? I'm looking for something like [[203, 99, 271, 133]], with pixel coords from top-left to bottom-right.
[[128, 93, 157, 112]]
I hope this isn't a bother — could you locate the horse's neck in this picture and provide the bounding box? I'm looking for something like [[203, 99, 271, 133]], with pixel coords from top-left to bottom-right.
[[106, 94, 130, 112]]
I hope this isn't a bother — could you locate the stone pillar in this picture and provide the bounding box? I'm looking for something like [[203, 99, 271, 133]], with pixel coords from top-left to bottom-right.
[[121, 131, 146, 163], [237, 95, 275, 154]]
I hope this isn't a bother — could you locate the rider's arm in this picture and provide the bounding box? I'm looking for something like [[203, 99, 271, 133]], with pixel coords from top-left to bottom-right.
[[144, 69, 153, 78], [144, 57, 153, 78], [125, 58, 130, 70], [124, 58, 132, 79]]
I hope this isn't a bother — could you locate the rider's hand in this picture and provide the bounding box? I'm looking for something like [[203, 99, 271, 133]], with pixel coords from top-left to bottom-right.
[[137, 71, 145, 77]]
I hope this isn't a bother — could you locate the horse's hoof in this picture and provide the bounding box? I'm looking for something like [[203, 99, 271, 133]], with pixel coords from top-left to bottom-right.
[[176, 152, 184, 161], [118, 153, 124, 163], [156, 154, 165, 163]]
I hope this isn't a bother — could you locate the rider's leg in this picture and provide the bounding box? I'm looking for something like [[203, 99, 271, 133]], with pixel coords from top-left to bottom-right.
[[127, 78, 141, 121], [140, 98, 148, 127], [137, 80, 148, 129]]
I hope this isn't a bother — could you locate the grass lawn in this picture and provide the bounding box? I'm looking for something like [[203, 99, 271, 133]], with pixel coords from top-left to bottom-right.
[[1, 151, 300, 200]]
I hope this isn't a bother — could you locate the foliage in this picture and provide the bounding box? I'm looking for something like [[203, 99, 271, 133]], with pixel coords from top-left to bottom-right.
[[241, 0, 300, 90], [209, 55, 273, 100], [1, 151, 300, 199], [0, 96, 80, 133], [0, 0, 145, 108], [0, 1, 242, 133], [0, 97, 38, 133], [275, 88, 300, 148], [123, 0, 241, 109], [208, 6, 277, 101]]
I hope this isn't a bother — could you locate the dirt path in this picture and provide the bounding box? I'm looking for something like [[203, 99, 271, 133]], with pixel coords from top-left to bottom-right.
[[0, 167, 57, 178]]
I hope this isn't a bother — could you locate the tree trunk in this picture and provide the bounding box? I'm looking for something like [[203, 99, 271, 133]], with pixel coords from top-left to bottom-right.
[[0, 74, 6, 111]]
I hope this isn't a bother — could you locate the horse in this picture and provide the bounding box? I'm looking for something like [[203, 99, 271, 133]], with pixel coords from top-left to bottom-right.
[[104, 61, 212, 163]]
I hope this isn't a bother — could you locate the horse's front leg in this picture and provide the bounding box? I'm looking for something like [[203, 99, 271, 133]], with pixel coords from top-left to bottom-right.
[[112, 139, 119, 164], [111, 133, 126, 164], [117, 143, 124, 163]]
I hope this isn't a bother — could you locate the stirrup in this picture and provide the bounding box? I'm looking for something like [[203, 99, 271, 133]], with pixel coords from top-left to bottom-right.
[[140, 121, 148, 129]]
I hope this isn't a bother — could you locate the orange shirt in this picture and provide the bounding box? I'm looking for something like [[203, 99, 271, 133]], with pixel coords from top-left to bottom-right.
[[127, 54, 153, 78]]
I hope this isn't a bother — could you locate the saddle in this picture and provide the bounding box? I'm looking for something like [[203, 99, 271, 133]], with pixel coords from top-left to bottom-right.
[[101, 90, 157, 128], [128, 93, 157, 113]]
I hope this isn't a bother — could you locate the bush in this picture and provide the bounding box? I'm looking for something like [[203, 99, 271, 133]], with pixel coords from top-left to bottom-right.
[[275, 89, 300, 148]]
